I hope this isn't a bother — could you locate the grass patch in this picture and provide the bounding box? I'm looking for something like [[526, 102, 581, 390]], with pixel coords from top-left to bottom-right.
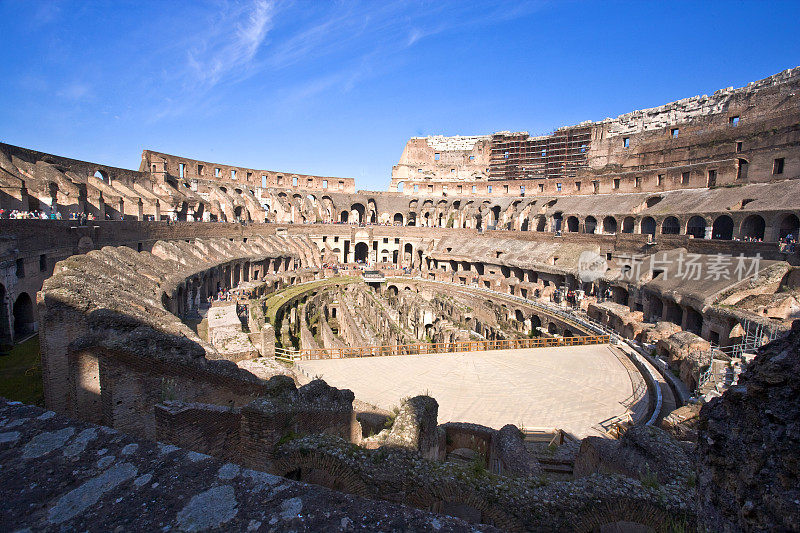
[[0, 335, 43, 406], [263, 276, 357, 326]]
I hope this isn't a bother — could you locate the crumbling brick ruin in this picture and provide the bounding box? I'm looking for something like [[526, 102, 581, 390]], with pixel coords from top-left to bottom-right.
[[1, 66, 799, 530]]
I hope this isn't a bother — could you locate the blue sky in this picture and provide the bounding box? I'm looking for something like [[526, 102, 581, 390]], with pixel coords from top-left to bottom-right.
[[1, 0, 798, 190]]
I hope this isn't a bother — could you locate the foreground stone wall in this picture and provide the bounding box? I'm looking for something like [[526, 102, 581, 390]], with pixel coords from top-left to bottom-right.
[[0, 399, 478, 532], [698, 319, 800, 531]]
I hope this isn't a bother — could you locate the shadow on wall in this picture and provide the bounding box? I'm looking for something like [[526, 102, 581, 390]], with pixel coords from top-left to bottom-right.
[[39, 297, 269, 441]]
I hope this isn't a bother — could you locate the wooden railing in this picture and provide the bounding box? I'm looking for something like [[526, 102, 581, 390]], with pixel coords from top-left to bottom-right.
[[281, 334, 610, 362]]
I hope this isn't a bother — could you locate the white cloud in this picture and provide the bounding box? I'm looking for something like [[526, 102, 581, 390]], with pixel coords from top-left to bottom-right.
[[187, 0, 274, 88]]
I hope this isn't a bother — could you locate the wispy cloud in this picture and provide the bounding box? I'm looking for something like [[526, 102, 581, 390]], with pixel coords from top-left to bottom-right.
[[186, 0, 274, 88], [149, 0, 541, 119]]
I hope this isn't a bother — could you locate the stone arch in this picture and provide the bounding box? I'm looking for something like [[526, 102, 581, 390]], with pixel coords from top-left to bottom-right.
[[687, 216, 707, 238], [535, 215, 547, 232], [566, 216, 580, 232], [777, 212, 799, 239], [340, 210, 349, 223], [407, 482, 522, 531], [350, 203, 365, 224], [93, 169, 108, 182], [393, 213, 404, 225], [641, 216, 656, 236], [552, 212, 563, 232], [740, 214, 766, 240], [712, 214, 734, 240], [661, 216, 680, 235], [272, 451, 369, 498], [13, 292, 35, 338], [354, 242, 369, 263], [570, 499, 688, 533], [602, 216, 617, 234], [584, 216, 597, 234], [622, 216, 635, 233]]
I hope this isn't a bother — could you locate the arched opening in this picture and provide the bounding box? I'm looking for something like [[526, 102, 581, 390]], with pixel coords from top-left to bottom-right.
[[233, 205, 243, 220], [407, 212, 416, 226], [648, 297, 664, 322], [536, 216, 546, 232], [93, 170, 108, 182], [393, 213, 404, 225], [490, 206, 501, 228], [686, 216, 707, 238], [386, 285, 399, 301], [622, 216, 635, 233], [602, 216, 617, 234], [396, 181, 404, 192], [340, 210, 349, 223], [686, 307, 703, 334], [741, 214, 766, 240], [13, 293, 35, 338], [514, 309, 524, 323], [641, 216, 656, 236], [552, 212, 563, 232], [712, 215, 734, 240], [529, 315, 541, 334], [611, 286, 629, 306], [661, 216, 680, 235], [350, 203, 365, 224], [778, 213, 799, 240], [547, 323, 558, 335], [566, 216, 579, 232], [354, 242, 369, 263], [584, 216, 597, 234]]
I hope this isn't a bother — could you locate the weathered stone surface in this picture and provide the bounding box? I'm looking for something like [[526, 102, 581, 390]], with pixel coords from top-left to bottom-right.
[[272, 433, 696, 531], [385, 395, 440, 459], [574, 425, 694, 487], [698, 319, 800, 532], [660, 402, 702, 442], [0, 399, 484, 532]]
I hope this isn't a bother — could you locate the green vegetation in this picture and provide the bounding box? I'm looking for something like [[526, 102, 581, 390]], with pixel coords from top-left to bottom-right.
[[0, 335, 43, 406], [263, 276, 357, 326], [639, 463, 661, 490]]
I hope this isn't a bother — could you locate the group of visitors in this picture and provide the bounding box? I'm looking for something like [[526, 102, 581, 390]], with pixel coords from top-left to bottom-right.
[[0, 209, 106, 222], [0, 209, 62, 219], [780, 234, 797, 253]]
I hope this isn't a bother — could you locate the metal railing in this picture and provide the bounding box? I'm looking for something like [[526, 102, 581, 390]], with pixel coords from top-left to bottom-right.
[[282, 334, 610, 361]]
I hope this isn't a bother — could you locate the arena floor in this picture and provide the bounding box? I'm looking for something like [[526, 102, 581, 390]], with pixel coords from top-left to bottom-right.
[[296, 344, 635, 438]]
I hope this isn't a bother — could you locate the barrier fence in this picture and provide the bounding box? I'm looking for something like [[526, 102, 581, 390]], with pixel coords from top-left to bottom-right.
[[277, 334, 610, 362]]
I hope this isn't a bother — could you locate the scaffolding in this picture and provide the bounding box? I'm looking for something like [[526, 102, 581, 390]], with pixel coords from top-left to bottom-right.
[[488, 126, 592, 181], [695, 318, 782, 394]]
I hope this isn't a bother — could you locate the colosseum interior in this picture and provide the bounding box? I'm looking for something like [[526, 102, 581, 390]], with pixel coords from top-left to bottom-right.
[[1, 67, 799, 531]]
